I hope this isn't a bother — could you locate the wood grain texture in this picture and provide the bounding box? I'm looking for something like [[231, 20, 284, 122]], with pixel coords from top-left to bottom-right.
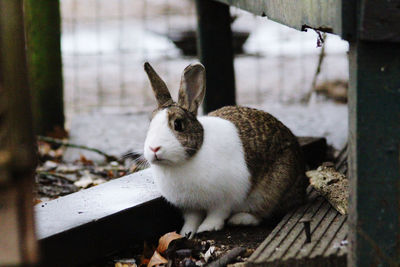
[[36, 169, 182, 266], [348, 41, 400, 267], [214, 0, 342, 34], [0, 0, 38, 264], [244, 160, 348, 266]]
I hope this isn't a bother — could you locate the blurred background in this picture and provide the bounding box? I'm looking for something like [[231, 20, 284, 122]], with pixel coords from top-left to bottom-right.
[[60, 0, 349, 156]]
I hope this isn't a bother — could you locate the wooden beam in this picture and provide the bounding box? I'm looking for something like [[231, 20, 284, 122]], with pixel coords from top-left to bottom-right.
[[36, 169, 182, 266], [23, 0, 65, 135], [213, 0, 342, 34], [195, 0, 236, 113], [0, 0, 38, 265], [348, 41, 400, 266]]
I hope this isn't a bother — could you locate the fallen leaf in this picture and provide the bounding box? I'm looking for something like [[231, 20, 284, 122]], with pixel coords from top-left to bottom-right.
[[92, 177, 107, 186], [74, 172, 93, 188], [203, 246, 215, 263], [46, 126, 69, 139], [157, 232, 183, 254], [140, 242, 156, 266], [79, 155, 94, 166], [147, 251, 168, 267]]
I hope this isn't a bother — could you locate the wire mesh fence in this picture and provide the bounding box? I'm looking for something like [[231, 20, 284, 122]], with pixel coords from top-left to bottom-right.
[[61, 0, 349, 120]]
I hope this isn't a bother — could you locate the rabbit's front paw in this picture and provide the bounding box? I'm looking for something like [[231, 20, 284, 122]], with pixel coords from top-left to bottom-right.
[[228, 212, 260, 226], [197, 217, 224, 233], [180, 211, 203, 238]]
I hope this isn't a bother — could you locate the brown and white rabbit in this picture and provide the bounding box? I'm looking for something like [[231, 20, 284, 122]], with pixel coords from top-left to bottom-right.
[[143, 62, 307, 237]]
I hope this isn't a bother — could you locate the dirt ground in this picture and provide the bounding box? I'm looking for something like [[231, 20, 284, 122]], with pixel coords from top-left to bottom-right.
[[87, 222, 279, 267]]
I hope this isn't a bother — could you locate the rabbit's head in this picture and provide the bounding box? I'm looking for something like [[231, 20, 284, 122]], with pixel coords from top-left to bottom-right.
[[143, 62, 206, 166]]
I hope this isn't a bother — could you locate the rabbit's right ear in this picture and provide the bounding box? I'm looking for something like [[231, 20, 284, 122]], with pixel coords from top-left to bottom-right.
[[144, 62, 173, 107], [178, 63, 206, 115]]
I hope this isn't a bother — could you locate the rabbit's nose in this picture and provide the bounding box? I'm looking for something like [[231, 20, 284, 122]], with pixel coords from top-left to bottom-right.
[[149, 146, 161, 153]]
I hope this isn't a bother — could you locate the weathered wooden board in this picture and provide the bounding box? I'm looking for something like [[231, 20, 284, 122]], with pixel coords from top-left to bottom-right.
[[348, 41, 400, 266], [0, 0, 38, 265], [245, 155, 348, 266], [0, 188, 21, 264], [214, 0, 342, 34], [36, 169, 182, 266], [246, 188, 347, 266]]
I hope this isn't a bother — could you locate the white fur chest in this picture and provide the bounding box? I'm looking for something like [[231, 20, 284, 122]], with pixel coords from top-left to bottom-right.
[[150, 116, 251, 211]]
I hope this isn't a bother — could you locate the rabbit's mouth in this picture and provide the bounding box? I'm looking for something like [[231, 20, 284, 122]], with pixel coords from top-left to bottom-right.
[[149, 154, 168, 165], [154, 154, 162, 161]]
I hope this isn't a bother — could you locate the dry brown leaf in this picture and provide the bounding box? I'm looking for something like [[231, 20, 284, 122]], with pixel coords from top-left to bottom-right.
[[78, 155, 94, 166], [38, 142, 52, 156], [140, 242, 155, 266], [46, 126, 69, 139], [147, 251, 168, 267], [33, 198, 42, 205], [157, 231, 183, 254]]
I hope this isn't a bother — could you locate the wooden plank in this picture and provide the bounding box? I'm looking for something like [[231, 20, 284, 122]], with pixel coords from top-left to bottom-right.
[[23, 0, 65, 135], [284, 207, 337, 260], [248, 189, 319, 262], [323, 221, 348, 257], [309, 214, 346, 258], [0, 188, 21, 264], [214, 0, 342, 34], [267, 201, 329, 261], [348, 41, 400, 267], [36, 169, 182, 266], [253, 196, 325, 263], [195, 0, 236, 113], [0, 0, 38, 265]]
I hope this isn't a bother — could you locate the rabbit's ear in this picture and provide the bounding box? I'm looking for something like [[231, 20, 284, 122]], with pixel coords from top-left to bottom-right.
[[178, 63, 206, 115], [144, 62, 173, 107]]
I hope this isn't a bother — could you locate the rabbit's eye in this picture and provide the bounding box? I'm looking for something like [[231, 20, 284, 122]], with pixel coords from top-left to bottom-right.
[[174, 119, 184, 132]]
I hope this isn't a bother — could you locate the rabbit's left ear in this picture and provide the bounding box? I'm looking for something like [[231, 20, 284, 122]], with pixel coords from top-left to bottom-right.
[[178, 63, 206, 115]]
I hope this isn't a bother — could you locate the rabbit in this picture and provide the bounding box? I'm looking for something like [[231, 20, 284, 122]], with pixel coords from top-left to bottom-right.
[[143, 62, 307, 237]]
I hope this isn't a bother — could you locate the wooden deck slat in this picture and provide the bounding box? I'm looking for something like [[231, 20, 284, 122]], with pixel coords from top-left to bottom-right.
[[337, 235, 348, 257], [248, 181, 348, 266], [254, 196, 325, 263], [248, 189, 318, 261], [308, 214, 347, 258], [268, 200, 329, 261], [323, 218, 348, 257], [289, 207, 337, 259]]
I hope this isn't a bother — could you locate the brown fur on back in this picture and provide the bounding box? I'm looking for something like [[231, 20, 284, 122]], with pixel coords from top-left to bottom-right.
[[209, 106, 307, 217]]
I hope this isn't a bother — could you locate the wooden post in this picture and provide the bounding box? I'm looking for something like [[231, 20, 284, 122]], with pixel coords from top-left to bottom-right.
[[347, 1, 400, 266], [24, 0, 65, 135], [195, 0, 236, 113], [348, 41, 400, 267], [0, 0, 38, 265]]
